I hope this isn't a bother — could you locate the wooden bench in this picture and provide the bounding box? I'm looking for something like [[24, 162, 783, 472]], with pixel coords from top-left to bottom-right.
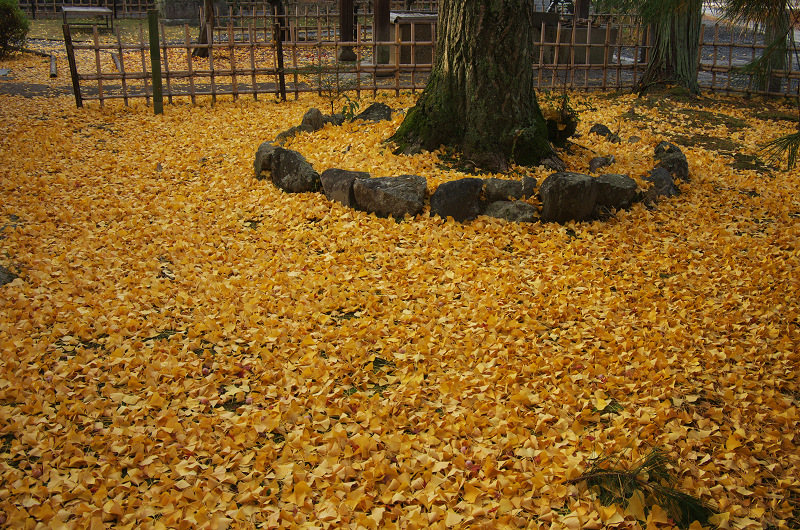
[[62, 6, 114, 31]]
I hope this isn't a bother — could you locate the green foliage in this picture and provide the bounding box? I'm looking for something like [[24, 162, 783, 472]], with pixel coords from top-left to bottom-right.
[[736, 37, 788, 87], [761, 130, 800, 169], [594, 0, 679, 23], [537, 90, 585, 148], [725, 1, 800, 162], [340, 93, 360, 121], [572, 448, 717, 529], [0, 0, 30, 58], [721, 0, 794, 92], [721, 0, 791, 29], [315, 59, 359, 117], [284, 59, 361, 118], [538, 90, 596, 117]]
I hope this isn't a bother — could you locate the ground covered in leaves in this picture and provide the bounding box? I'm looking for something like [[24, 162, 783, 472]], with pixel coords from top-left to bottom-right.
[[1, 51, 799, 529]]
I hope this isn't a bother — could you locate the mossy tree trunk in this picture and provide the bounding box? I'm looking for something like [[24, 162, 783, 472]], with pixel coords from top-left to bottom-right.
[[636, 0, 702, 93], [389, 0, 553, 172]]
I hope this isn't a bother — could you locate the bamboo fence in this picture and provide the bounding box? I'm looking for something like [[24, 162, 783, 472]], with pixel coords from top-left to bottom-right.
[[62, 8, 800, 108], [20, 0, 154, 19]]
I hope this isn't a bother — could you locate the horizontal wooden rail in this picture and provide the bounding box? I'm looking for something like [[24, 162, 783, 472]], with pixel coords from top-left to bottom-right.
[[63, 12, 800, 108]]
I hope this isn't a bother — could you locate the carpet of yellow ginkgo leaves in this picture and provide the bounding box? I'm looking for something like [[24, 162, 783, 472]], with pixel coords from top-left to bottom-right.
[[1, 52, 799, 530]]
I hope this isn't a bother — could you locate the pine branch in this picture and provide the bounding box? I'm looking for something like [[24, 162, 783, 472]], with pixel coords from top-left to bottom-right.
[[569, 448, 717, 529], [761, 131, 800, 169], [732, 36, 789, 88]]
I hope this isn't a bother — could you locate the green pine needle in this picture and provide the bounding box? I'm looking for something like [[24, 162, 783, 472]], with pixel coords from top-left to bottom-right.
[[761, 131, 800, 170], [570, 448, 717, 529]]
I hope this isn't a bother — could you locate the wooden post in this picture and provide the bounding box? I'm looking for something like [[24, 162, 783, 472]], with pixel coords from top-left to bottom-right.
[[160, 20, 173, 105], [275, 8, 286, 101], [115, 26, 129, 105], [148, 10, 164, 114], [340, 0, 353, 41], [139, 23, 150, 105], [573, 0, 589, 20], [249, 22, 257, 100], [92, 26, 104, 106], [338, 0, 356, 61], [49, 54, 57, 78], [206, 18, 216, 104], [63, 24, 82, 107], [184, 24, 196, 104], [375, 0, 390, 64], [228, 23, 238, 101]]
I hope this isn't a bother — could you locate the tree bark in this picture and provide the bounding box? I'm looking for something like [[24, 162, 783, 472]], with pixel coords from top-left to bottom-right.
[[192, 0, 214, 58], [764, 2, 789, 94], [637, 0, 702, 94], [390, 0, 553, 172]]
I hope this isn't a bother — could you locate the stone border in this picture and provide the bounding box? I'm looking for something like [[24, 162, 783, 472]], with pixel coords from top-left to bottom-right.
[[254, 113, 691, 224]]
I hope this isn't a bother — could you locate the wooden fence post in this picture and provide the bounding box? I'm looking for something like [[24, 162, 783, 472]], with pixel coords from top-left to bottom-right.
[[338, 0, 357, 61], [275, 6, 286, 101], [62, 24, 83, 108], [148, 10, 164, 114], [375, 0, 390, 65]]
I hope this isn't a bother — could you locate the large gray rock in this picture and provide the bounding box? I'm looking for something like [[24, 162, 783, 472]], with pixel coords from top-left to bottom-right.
[[595, 173, 638, 210], [301, 108, 325, 132], [321, 168, 370, 208], [643, 167, 680, 202], [654, 141, 690, 182], [589, 123, 620, 143], [483, 178, 524, 203], [270, 148, 321, 193], [522, 176, 538, 198], [323, 113, 345, 127], [540, 154, 567, 172], [539, 172, 598, 223], [0, 265, 17, 286], [254, 141, 277, 179], [353, 175, 427, 219], [274, 125, 308, 145], [589, 123, 613, 136], [353, 103, 392, 122], [589, 155, 615, 173], [275, 108, 337, 144], [430, 178, 485, 223], [483, 201, 539, 223]]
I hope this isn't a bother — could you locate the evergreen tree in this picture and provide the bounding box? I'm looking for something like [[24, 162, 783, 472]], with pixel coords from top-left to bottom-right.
[[598, 0, 703, 94]]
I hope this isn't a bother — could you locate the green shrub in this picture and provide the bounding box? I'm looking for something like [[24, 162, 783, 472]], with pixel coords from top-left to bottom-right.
[[0, 0, 30, 58]]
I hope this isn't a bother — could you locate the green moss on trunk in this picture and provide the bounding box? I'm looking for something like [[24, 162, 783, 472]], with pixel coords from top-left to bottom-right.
[[636, 0, 702, 94], [389, 0, 553, 171]]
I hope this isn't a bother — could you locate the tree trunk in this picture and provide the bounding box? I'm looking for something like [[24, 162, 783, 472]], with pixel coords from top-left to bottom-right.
[[193, 0, 214, 58], [764, 2, 789, 94], [637, 0, 702, 93], [270, 0, 288, 42], [390, 0, 553, 172]]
